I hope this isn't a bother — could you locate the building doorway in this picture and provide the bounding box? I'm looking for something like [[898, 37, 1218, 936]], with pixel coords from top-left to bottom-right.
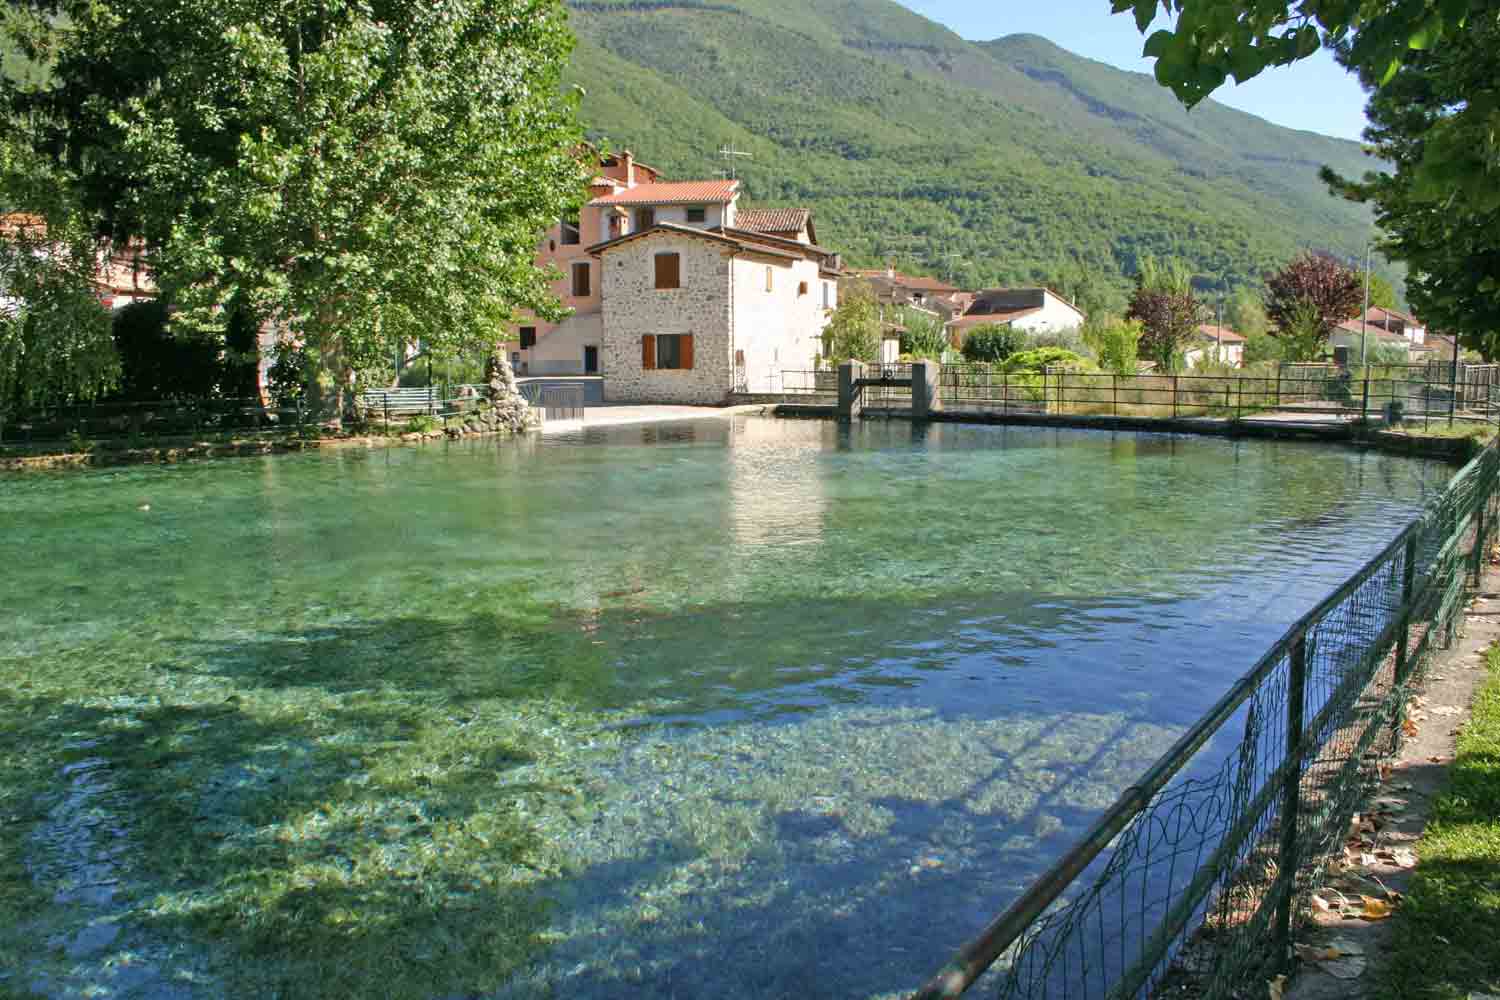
[[583, 345, 599, 374]]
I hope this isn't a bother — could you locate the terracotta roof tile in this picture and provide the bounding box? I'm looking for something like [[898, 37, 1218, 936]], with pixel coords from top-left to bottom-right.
[[1197, 324, 1247, 343], [948, 309, 1042, 329], [734, 208, 810, 234], [588, 180, 739, 207]]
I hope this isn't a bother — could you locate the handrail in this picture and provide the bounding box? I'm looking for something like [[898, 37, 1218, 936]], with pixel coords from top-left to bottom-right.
[[911, 441, 1497, 999]]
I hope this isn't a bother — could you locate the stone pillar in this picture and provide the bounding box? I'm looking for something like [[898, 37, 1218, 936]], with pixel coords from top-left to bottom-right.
[[837, 360, 866, 420], [911, 360, 942, 419]]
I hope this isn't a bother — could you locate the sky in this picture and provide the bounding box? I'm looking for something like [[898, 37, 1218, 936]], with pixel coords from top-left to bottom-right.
[[898, 0, 1373, 141]]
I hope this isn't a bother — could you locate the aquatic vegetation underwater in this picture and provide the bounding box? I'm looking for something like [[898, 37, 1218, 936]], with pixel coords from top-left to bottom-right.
[[0, 418, 1450, 998]]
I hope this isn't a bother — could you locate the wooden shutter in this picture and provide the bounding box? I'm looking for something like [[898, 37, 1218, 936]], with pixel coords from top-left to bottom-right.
[[572, 263, 590, 296], [655, 253, 679, 290], [642, 335, 656, 370], [681, 334, 694, 370]]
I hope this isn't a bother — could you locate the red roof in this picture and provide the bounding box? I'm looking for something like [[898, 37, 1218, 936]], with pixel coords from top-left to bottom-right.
[[1198, 324, 1246, 344], [948, 309, 1042, 329], [588, 180, 740, 207], [853, 269, 958, 293], [734, 208, 810, 234]]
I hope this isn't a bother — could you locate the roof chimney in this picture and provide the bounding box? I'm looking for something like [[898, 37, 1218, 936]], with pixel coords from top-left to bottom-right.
[[622, 149, 635, 186]]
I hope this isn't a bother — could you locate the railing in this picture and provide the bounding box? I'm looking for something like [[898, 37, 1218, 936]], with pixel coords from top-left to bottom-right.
[[780, 370, 839, 397], [913, 441, 1499, 1000], [520, 382, 586, 422], [929, 363, 1500, 426], [863, 363, 914, 410], [0, 396, 302, 444]]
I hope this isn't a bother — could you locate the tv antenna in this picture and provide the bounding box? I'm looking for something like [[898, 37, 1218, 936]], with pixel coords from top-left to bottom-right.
[[718, 144, 752, 180]]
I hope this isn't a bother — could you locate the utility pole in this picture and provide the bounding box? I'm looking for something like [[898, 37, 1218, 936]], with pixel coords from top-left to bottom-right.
[[1359, 243, 1371, 367], [717, 145, 752, 180]]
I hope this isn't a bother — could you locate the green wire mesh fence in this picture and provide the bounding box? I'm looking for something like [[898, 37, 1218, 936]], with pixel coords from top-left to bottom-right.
[[914, 441, 1500, 1000]]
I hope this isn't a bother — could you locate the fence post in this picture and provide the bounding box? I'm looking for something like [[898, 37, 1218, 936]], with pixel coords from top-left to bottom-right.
[[1112, 374, 1118, 417], [1275, 363, 1282, 409], [1172, 374, 1179, 419], [1361, 371, 1371, 423], [1002, 371, 1008, 416], [1393, 533, 1419, 735], [1449, 356, 1460, 428], [1274, 630, 1310, 966], [1473, 498, 1487, 587], [384, 396, 390, 430]]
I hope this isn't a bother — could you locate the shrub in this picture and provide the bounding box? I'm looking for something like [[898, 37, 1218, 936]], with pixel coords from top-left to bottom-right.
[[403, 414, 440, 434], [1082, 315, 1141, 375], [961, 324, 1025, 363], [1000, 347, 1091, 373], [897, 307, 950, 360]]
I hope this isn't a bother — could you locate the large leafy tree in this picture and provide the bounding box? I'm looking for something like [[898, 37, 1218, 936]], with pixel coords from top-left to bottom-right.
[[4, 0, 588, 415], [1323, 12, 1500, 358], [0, 138, 119, 437], [1264, 252, 1363, 344], [1126, 255, 1202, 371]]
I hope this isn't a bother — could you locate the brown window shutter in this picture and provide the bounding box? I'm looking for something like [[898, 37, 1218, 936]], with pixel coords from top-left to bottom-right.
[[681, 334, 694, 370], [655, 253, 680, 290], [642, 334, 656, 370]]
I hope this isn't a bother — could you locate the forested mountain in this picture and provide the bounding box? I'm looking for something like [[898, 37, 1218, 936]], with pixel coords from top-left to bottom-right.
[[563, 0, 1390, 307]]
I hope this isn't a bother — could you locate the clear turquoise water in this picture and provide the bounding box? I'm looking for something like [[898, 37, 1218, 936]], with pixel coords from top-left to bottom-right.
[[0, 418, 1449, 998]]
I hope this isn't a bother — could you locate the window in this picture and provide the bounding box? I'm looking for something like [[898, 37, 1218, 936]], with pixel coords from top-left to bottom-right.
[[654, 252, 680, 289], [519, 326, 537, 349], [765, 266, 773, 292], [641, 334, 694, 370], [798, 280, 809, 296], [686, 206, 706, 224], [635, 208, 656, 231], [571, 262, 590, 297], [822, 282, 832, 308], [559, 216, 580, 245]]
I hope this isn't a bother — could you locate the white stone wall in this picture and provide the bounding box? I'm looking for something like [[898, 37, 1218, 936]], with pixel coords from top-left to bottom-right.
[[731, 254, 828, 393], [599, 231, 735, 404]]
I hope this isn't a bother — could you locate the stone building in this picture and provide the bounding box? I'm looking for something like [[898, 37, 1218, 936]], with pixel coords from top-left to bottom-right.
[[589, 224, 841, 404], [507, 150, 840, 395]]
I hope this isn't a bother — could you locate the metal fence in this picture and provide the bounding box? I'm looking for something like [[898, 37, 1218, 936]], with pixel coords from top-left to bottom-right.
[[519, 382, 586, 422], [914, 441, 1499, 1000], [0, 396, 303, 444], [931, 362, 1500, 426]]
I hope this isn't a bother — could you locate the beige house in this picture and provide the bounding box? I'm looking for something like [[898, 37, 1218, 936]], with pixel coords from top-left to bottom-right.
[[1184, 324, 1247, 368], [589, 223, 841, 403]]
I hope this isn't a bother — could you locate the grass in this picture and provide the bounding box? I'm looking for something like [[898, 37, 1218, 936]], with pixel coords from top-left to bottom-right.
[[1382, 643, 1500, 999]]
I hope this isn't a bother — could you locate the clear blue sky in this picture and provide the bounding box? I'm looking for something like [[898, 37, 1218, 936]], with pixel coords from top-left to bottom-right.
[[898, 0, 1373, 141]]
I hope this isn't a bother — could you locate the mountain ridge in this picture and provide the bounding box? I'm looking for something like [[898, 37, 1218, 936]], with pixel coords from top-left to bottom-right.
[[562, 0, 1386, 303]]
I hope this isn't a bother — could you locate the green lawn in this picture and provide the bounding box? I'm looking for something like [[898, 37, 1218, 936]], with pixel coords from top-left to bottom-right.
[[1383, 644, 1500, 999]]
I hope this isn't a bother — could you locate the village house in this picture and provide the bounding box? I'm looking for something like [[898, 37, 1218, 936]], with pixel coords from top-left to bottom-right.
[[508, 151, 839, 397], [1184, 324, 1247, 368], [0, 213, 155, 313], [945, 287, 1085, 342]]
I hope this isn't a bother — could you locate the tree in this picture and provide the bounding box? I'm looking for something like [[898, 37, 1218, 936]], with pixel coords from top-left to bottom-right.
[[1111, 1, 1484, 120], [1081, 314, 1142, 375], [1225, 286, 1269, 338], [1321, 13, 1500, 359], [1366, 272, 1399, 312], [960, 324, 1025, 363], [1278, 300, 1328, 363], [821, 280, 880, 364], [0, 141, 119, 438], [896, 306, 950, 360], [4, 0, 588, 418], [1126, 255, 1202, 371], [1264, 253, 1363, 346], [110, 300, 222, 400]]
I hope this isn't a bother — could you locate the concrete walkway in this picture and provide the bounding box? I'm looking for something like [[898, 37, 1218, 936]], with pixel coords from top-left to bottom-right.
[[539, 403, 762, 432], [1284, 571, 1500, 999]]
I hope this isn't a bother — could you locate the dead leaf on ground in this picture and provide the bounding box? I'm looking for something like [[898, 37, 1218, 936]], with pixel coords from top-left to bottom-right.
[[1430, 705, 1464, 717], [1360, 895, 1394, 920], [1267, 974, 1286, 1000], [1402, 718, 1420, 736]]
